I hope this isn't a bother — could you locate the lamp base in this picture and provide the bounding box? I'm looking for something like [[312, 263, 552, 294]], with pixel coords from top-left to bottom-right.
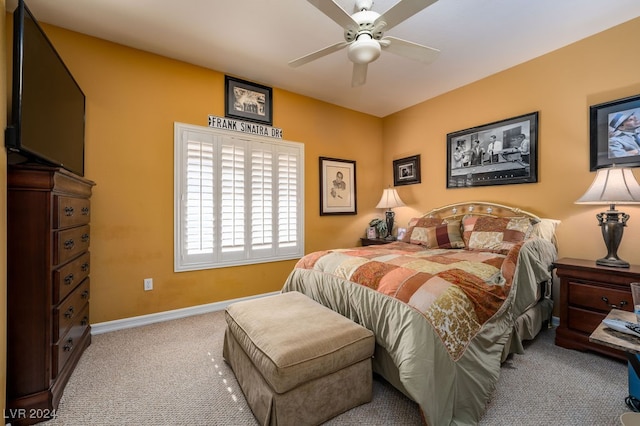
[[596, 257, 630, 268], [385, 209, 395, 240], [596, 208, 631, 269]]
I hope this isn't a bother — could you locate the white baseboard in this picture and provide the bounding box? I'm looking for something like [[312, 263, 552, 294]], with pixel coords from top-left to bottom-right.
[[91, 291, 280, 335]]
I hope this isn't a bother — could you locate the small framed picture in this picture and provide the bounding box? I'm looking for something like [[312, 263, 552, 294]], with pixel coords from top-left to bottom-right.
[[590, 94, 640, 170], [393, 155, 421, 186], [225, 75, 273, 125], [397, 227, 407, 240], [367, 227, 377, 239]]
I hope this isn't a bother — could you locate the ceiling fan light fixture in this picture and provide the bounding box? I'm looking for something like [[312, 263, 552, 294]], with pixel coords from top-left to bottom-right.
[[292, 0, 441, 85], [347, 34, 381, 64]]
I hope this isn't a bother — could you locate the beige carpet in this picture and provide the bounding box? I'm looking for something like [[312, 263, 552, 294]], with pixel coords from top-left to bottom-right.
[[42, 310, 630, 425]]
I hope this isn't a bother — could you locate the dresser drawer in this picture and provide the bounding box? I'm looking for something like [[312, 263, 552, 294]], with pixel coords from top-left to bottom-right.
[[53, 252, 90, 304], [53, 304, 89, 379], [54, 225, 90, 265], [54, 196, 90, 229], [54, 279, 90, 341], [568, 281, 633, 313]]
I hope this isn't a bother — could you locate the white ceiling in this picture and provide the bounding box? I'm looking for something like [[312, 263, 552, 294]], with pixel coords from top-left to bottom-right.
[[6, 0, 640, 117]]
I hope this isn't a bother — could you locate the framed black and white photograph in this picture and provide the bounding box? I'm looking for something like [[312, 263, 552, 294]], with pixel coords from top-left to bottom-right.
[[590, 94, 640, 171], [319, 157, 357, 215], [367, 227, 377, 239], [446, 112, 538, 188], [393, 155, 421, 186], [224, 75, 273, 125]]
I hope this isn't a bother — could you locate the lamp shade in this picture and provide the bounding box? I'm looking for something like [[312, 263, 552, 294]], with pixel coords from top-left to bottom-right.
[[376, 188, 406, 209], [575, 168, 640, 205]]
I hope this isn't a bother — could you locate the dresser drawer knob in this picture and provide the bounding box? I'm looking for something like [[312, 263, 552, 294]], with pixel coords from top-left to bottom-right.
[[64, 239, 75, 250], [81, 206, 90, 215], [81, 290, 89, 299], [81, 233, 90, 243], [63, 339, 74, 352], [81, 262, 89, 272], [64, 306, 74, 319], [64, 206, 74, 216], [601, 296, 628, 309], [81, 316, 89, 326], [64, 273, 74, 286]]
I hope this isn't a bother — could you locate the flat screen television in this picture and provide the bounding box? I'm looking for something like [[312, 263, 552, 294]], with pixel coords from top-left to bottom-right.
[[5, 0, 86, 176]]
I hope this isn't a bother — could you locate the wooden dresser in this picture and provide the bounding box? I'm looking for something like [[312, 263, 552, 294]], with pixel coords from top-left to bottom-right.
[[554, 257, 640, 361], [7, 165, 95, 425]]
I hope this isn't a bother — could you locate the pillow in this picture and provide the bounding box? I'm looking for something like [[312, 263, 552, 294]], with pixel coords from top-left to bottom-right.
[[462, 216, 533, 254], [530, 218, 561, 243], [409, 220, 465, 249], [400, 217, 443, 243]]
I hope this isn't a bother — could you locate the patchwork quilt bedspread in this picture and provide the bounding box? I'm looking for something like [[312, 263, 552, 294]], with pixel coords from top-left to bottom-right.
[[282, 238, 556, 425]]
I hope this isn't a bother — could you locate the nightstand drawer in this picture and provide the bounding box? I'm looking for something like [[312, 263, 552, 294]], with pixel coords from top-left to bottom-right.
[[567, 306, 605, 334], [568, 281, 633, 313]]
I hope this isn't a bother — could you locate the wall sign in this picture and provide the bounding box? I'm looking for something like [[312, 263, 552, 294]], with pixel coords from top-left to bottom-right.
[[208, 115, 283, 139]]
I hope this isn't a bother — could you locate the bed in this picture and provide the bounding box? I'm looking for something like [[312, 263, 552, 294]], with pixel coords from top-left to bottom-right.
[[281, 201, 558, 425]]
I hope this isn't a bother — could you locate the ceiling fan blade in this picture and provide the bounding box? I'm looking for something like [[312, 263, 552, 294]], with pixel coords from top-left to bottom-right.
[[288, 41, 349, 68], [307, 0, 358, 31], [351, 63, 368, 87], [380, 36, 440, 63], [374, 0, 438, 32]]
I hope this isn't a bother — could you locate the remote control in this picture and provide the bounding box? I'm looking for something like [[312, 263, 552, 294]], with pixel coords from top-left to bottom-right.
[[603, 319, 640, 337]]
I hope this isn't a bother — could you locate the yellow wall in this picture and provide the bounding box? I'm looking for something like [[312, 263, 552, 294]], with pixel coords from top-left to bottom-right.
[[7, 22, 383, 323], [383, 17, 640, 269], [4, 14, 640, 327]]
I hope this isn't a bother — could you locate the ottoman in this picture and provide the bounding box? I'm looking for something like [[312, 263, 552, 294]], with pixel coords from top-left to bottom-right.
[[223, 291, 375, 426]]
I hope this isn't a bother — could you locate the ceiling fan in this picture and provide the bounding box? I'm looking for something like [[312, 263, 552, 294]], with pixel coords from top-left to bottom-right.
[[289, 0, 440, 87]]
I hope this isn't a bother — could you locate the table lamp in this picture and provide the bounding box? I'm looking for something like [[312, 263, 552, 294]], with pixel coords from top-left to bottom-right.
[[375, 187, 406, 239], [575, 167, 640, 268]]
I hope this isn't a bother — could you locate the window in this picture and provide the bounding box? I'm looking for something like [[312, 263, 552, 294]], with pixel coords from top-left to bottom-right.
[[174, 122, 304, 271]]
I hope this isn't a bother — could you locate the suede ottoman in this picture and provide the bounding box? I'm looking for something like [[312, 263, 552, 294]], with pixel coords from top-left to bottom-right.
[[223, 291, 375, 426]]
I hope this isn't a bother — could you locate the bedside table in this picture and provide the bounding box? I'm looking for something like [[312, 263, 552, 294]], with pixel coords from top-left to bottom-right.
[[554, 257, 640, 360], [360, 237, 394, 246]]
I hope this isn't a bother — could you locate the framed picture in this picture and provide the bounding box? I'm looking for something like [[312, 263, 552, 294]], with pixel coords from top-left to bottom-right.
[[319, 157, 357, 215], [396, 227, 407, 240], [393, 155, 421, 186], [367, 227, 377, 239], [224, 75, 273, 125], [590, 94, 640, 170], [446, 112, 538, 188]]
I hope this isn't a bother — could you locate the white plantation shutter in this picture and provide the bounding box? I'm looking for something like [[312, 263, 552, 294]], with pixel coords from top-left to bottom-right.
[[220, 142, 246, 259], [277, 150, 299, 252], [174, 123, 304, 271], [250, 146, 273, 254]]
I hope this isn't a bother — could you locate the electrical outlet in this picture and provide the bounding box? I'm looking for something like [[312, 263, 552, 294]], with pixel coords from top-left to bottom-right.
[[143, 278, 153, 291]]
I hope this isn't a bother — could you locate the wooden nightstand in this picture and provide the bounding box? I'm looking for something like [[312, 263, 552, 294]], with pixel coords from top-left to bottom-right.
[[360, 238, 394, 246], [554, 257, 640, 360]]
